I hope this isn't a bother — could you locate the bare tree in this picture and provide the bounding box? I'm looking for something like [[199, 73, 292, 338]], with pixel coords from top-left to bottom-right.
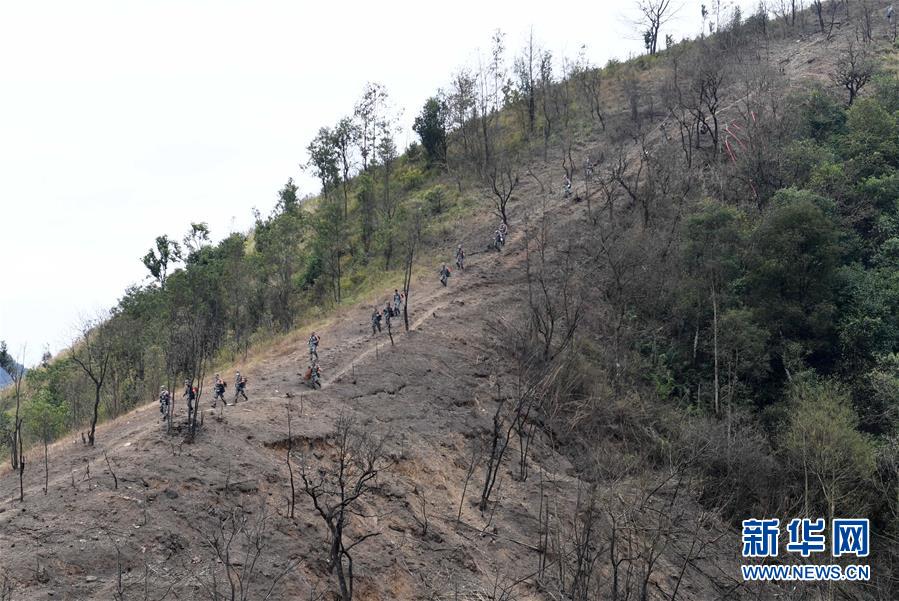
[[539, 49, 555, 161], [299, 416, 391, 600], [475, 30, 507, 174], [489, 162, 520, 227], [811, 0, 841, 36], [402, 210, 423, 333], [833, 42, 875, 106], [772, 0, 799, 27], [286, 401, 296, 519], [513, 28, 539, 137], [70, 317, 111, 446], [196, 504, 300, 601], [9, 347, 25, 503], [525, 201, 585, 362], [637, 0, 678, 55], [574, 48, 606, 131], [9, 347, 26, 502]]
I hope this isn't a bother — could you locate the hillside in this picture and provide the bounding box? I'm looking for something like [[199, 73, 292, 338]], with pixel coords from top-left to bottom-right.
[[0, 178, 751, 600], [4, 2, 899, 600]]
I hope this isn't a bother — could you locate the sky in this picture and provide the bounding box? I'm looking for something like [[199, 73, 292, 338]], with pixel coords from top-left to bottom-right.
[[0, 0, 755, 366]]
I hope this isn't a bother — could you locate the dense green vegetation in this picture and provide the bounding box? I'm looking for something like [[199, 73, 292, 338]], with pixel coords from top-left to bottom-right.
[[657, 80, 899, 525]]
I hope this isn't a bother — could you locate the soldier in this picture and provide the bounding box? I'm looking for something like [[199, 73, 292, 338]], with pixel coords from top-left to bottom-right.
[[158, 386, 171, 421], [234, 372, 248, 403], [212, 373, 226, 408], [308, 331, 321, 361], [371, 308, 382, 335]]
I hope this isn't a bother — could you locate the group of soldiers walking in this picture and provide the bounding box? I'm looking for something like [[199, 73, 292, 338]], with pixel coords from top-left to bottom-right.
[[371, 289, 404, 335], [154, 221, 511, 421], [157, 372, 248, 422]]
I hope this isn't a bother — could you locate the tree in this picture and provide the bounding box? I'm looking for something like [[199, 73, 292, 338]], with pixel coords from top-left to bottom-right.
[[306, 128, 341, 195], [538, 49, 554, 161], [24, 391, 66, 495], [446, 68, 478, 176], [353, 82, 388, 172], [682, 203, 745, 415], [333, 117, 357, 219], [401, 211, 423, 333], [832, 42, 875, 106], [196, 504, 300, 601], [141, 235, 182, 288], [70, 319, 111, 446], [638, 0, 677, 55], [300, 416, 391, 600], [0, 341, 16, 376], [573, 47, 606, 131], [277, 177, 299, 212], [312, 196, 345, 304], [8, 346, 26, 501], [782, 376, 875, 520], [475, 30, 507, 173], [746, 190, 842, 363], [376, 131, 400, 270], [168, 224, 225, 436], [489, 161, 519, 227], [412, 96, 448, 166], [513, 29, 539, 136], [255, 188, 307, 329]]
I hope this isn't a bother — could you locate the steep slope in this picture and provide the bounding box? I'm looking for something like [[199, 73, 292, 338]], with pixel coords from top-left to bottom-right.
[[0, 166, 751, 600], [5, 10, 895, 599]]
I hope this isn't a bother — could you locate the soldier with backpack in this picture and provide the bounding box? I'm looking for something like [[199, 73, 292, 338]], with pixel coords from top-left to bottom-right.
[[311, 362, 322, 388], [304, 361, 322, 389], [234, 372, 248, 403], [308, 331, 321, 361], [492, 229, 503, 251], [212, 373, 227, 408], [439, 264, 451, 286], [371, 308, 382, 335], [158, 386, 171, 421]]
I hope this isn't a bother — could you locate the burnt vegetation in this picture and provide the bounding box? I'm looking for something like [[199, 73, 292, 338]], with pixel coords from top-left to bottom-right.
[[3, 1, 899, 599]]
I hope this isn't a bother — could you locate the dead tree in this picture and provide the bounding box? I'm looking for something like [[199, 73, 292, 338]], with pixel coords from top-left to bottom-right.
[[286, 401, 296, 519], [832, 42, 875, 106], [401, 210, 422, 333], [300, 416, 391, 600], [479, 389, 512, 512], [477, 374, 539, 510], [196, 504, 300, 601], [539, 481, 605, 601], [489, 162, 520, 227], [70, 317, 111, 446], [637, 0, 677, 55], [574, 51, 606, 130], [525, 201, 585, 362], [9, 347, 26, 501]]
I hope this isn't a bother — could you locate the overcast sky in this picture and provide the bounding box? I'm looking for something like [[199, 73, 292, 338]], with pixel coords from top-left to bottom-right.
[[0, 0, 754, 366]]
